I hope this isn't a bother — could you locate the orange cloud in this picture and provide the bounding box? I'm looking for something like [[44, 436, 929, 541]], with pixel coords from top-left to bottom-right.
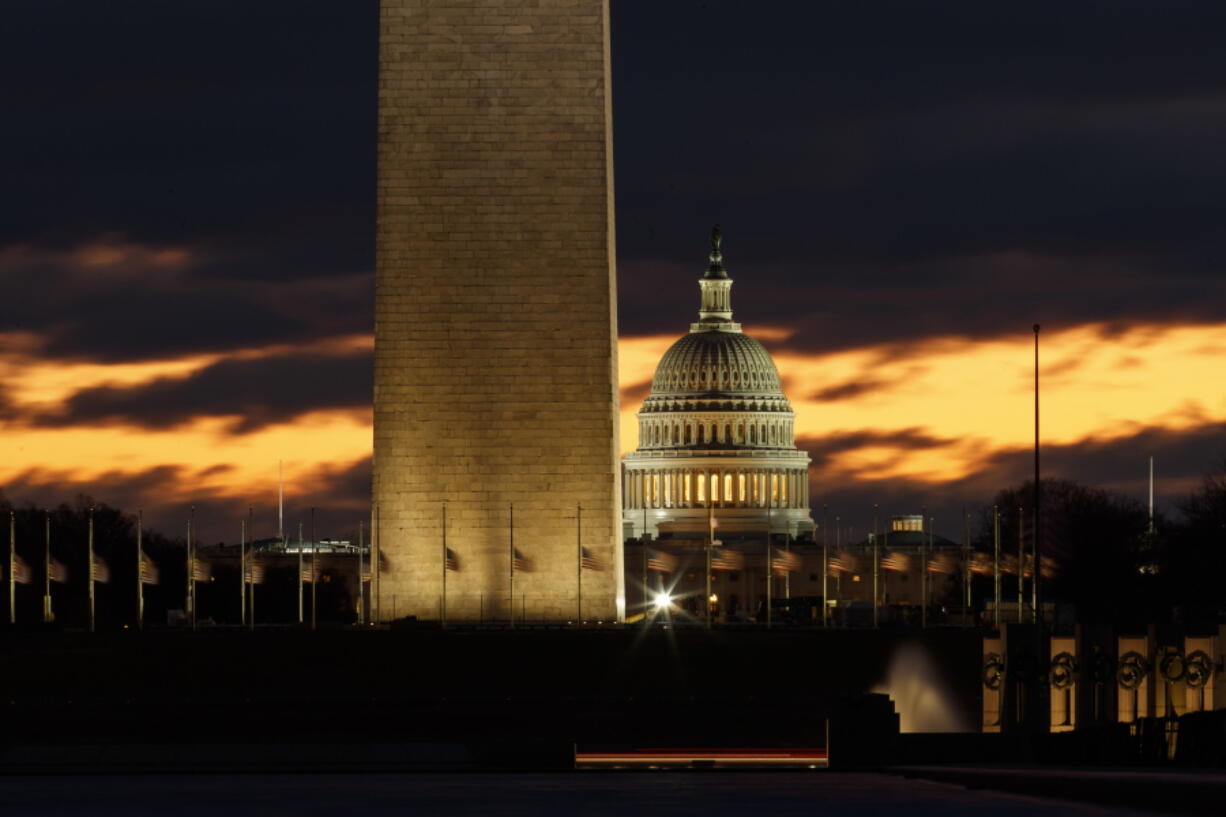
[[3, 321, 1225, 517], [619, 321, 1226, 484]]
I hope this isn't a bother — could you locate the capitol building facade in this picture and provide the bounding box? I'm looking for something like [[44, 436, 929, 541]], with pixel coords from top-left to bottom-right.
[[622, 229, 815, 541]]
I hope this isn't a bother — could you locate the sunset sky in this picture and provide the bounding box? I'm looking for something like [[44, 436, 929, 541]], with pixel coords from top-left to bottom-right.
[[3, 1, 1226, 541]]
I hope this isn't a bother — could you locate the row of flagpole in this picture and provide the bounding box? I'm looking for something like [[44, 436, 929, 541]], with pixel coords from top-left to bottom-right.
[[636, 501, 1047, 630], [5, 504, 374, 632], [433, 502, 604, 627], [8, 497, 1043, 630]]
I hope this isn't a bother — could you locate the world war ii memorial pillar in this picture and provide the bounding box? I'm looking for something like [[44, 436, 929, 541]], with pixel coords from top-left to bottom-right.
[[374, 0, 623, 623]]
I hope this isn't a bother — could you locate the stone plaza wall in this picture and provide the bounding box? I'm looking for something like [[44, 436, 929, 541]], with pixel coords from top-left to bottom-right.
[[374, 0, 622, 622]]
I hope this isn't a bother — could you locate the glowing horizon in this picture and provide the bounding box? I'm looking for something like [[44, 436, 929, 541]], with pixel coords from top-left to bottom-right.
[[2, 319, 1224, 525]]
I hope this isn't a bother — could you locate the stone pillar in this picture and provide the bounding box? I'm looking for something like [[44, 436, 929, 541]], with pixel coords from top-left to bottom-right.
[[374, 0, 621, 622]]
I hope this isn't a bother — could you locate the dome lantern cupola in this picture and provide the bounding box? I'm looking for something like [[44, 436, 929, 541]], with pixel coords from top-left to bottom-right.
[[692, 225, 741, 333]]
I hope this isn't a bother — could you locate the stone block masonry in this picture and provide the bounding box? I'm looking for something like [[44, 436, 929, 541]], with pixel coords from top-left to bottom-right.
[[373, 0, 623, 622]]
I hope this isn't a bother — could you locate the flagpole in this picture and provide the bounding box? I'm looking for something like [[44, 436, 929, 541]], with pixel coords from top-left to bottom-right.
[[963, 507, 971, 615], [372, 503, 380, 624], [765, 486, 772, 629], [185, 508, 191, 629], [441, 501, 448, 629], [44, 511, 52, 623], [240, 513, 247, 629], [508, 502, 514, 629], [784, 518, 791, 604], [9, 510, 16, 625], [822, 505, 829, 628], [188, 505, 196, 630], [641, 506, 648, 622], [297, 521, 304, 626], [137, 509, 144, 631], [1017, 505, 1024, 624], [576, 503, 582, 625], [706, 501, 713, 629], [834, 515, 841, 625], [247, 506, 254, 630], [310, 507, 317, 631], [357, 520, 364, 626], [1033, 324, 1041, 629], [872, 505, 879, 629], [88, 507, 95, 633], [993, 504, 1001, 631], [278, 460, 284, 542], [920, 510, 928, 630], [883, 523, 890, 622]]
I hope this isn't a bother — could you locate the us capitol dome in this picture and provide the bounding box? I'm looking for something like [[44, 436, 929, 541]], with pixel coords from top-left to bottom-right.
[[623, 228, 815, 541]]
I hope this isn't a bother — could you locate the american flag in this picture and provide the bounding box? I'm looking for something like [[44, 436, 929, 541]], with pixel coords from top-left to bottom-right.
[[300, 562, 320, 584], [999, 553, 1019, 575], [771, 548, 802, 574], [646, 548, 678, 573], [9, 554, 33, 585], [445, 547, 459, 572], [1041, 555, 1058, 578], [880, 552, 910, 573], [244, 558, 266, 585], [927, 554, 957, 574], [580, 546, 601, 571], [512, 548, 529, 573], [91, 555, 110, 584], [48, 558, 68, 584], [710, 547, 744, 571], [191, 556, 212, 583], [828, 552, 857, 575], [139, 552, 159, 585], [969, 552, 994, 575]]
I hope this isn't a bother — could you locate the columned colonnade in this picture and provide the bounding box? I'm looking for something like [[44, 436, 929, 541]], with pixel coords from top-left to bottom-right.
[[624, 467, 809, 510]]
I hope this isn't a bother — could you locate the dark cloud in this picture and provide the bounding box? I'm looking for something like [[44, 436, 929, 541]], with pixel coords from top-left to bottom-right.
[[809, 377, 895, 403], [26, 349, 371, 433], [3, 457, 371, 544], [799, 428, 952, 469], [0, 1, 377, 264], [797, 421, 1226, 541], [0, 241, 371, 363], [612, 2, 1226, 347]]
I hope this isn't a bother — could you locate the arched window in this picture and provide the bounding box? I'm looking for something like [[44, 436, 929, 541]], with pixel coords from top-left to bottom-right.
[[750, 425, 757, 444], [684, 425, 692, 445], [724, 424, 732, 443]]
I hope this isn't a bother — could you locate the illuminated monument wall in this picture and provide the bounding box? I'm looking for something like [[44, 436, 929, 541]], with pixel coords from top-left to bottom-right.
[[374, 0, 623, 621]]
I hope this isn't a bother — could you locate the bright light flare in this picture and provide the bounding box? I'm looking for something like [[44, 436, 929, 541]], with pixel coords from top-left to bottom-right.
[[652, 592, 673, 609]]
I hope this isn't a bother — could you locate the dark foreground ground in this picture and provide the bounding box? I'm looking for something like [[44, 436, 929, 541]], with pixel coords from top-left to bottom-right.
[[0, 628, 978, 749], [0, 771, 1182, 817]]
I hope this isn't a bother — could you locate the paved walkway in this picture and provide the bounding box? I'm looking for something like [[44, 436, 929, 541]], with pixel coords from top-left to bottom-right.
[[895, 766, 1226, 816], [1, 771, 1175, 816]]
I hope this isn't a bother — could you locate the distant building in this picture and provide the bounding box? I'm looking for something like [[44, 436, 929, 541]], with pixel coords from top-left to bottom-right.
[[622, 228, 815, 541], [625, 514, 970, 623]]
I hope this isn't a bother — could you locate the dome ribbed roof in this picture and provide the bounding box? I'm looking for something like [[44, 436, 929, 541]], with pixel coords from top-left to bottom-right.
[[648, 330, 783, 397]]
